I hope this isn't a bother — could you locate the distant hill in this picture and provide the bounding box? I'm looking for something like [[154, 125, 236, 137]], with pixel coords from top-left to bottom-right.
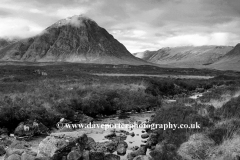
[[0, 15, 147, 65], [133, 45, 240, 70]]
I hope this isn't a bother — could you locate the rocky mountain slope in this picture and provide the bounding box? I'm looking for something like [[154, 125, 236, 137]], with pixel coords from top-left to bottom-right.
[[210, 44, 240, 71], [0, 38, 15, 49], [0, 15, 146, 65]]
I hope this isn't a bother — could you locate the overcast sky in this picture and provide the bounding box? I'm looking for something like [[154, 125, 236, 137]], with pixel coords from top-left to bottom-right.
[[0, 0, 240, 53]]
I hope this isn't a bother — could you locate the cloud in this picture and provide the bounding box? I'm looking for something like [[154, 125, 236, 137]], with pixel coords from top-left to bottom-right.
[[0, 17, 43, 38], [0, 0, 240, 52]]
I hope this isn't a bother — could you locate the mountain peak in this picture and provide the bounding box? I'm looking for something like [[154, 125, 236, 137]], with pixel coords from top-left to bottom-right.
[[49, 15, 97, 29]]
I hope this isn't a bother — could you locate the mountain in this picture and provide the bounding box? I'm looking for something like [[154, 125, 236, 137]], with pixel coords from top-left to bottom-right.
[[134, 46, 233, 68], [0, 15, 146, 65], [210, 44, 240, 71], [133, 50, 156, 61], [0, 38, 16, 49]]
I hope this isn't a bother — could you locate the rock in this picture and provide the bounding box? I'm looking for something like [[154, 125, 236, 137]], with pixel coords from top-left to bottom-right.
[[37, 132, 88, 160], [130, 132, 135, 137], [67, 150, 82, 160], [85, 137, 96, 150], [118, 141, 128, 148], [94, 141, 117, 153], [9, 141, 30, 149], [131, 146, 139, 151], [6, 154, 21, 160], [105, 141, 118, 153], [59, 118, 72, 123], [14, 122, 34, 137], [14, 120, 49, 137], [133, 155, 153, 160], [82, 150, 89, 160], [127, 146, 147, 160], [104, 132, 116, 139], [0, 145, 6, 156], [21, 152, 35, 160], [0, 128, 8, 135], [89, 151, 104, 160], [5, 148, 25, 159], [25, 151, 37, 157], [116, 143, 127, 155], [1, 138, 12, 148], [34, 157, 50, 160], [145, 133, 158, 148], [141, 134, 149, 139], [104, 154, 120, 160], [141, 131, 145, 133]]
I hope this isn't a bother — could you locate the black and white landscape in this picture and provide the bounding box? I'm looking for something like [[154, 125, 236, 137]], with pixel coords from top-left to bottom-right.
[[0, 1, 240, 160]]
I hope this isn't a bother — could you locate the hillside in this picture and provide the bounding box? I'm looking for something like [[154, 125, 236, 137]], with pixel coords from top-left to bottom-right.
[[210, 44, 240, 71], [134, 46, 235, 69]]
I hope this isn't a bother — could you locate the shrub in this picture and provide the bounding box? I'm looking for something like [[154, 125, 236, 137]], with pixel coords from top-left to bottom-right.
[[217, 96, 240, 119], [152, 105, 212, 147], [209, 135, 240, 160], [206, 119, 240, 145], [178, 133, 215, 160]]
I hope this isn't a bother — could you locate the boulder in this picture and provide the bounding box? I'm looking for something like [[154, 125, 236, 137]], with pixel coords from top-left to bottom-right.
[[127, 146, 147, 160], [21, 152, 36, 160], [14, 121, 49, 137], [0, 145, 6, 156], [0, 128, 8, 135], [67, 150, 82, 160], [85, 137, 96, 150], [9, 141, 30, 149], [25, 151, 37, 157], [89, 151, 104, 160], [133, 155, 153, 160], [131, 146, 139, 151], [116, 142, 127, 156], [37, 132, 88, 160], [14, 122, 34, 137], [82, 150, 89, 160], [94, 141, 117, 153], [118, 141, 128, 148], [5, 148, 25, 159], [34, 157, 50, 160], [104, 154, 120, 160], [130, 132, 135, 137], [104, 131, 116, 139], [6, 154, 21, 160], [141, 134, 149, 139], [146, 133, 158, 148]]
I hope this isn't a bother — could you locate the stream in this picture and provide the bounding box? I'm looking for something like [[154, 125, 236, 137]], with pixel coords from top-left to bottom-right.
[[88, 112, 154, 160]]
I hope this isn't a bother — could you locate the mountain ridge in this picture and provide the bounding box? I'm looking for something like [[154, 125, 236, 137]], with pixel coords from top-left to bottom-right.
[[133, 45, 237, 70]]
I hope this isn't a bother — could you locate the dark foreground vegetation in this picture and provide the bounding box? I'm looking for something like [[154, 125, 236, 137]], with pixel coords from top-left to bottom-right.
[[0, 63, 240, 159]]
